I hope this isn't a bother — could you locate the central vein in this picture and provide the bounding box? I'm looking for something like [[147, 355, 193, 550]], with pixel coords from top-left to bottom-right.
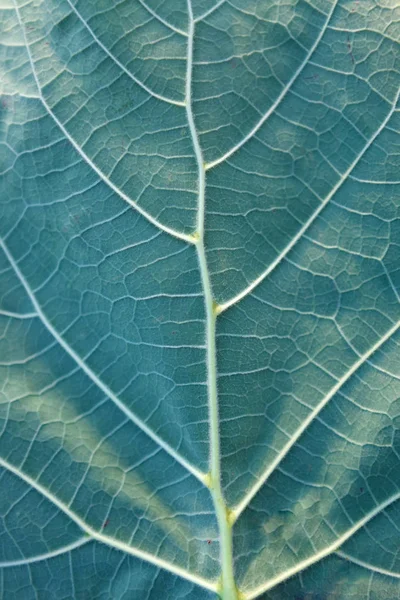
[[197, 240, 238, 600], [185, 4, 238, 599]]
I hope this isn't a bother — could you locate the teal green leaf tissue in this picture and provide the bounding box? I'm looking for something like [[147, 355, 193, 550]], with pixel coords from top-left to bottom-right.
[[1, 0, 400, 598]]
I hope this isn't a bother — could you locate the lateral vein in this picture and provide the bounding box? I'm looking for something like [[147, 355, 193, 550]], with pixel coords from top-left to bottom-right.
[[65, 0, 187, 102], [335, 550, 400, 579], [0, 457, 216, 592], [13, 0, 194, 245], [138, 0, 188, 36], [204, 0, 338, 170], [233, 318, 400, 520], [0, 538, 90, 568], [245, 490, 400, 599], [217, 83, 400, 314], [0, 238, 207, 485]]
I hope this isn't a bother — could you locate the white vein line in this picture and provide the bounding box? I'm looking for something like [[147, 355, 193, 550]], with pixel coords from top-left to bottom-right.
[[65, 0, 186, 104], [245, 490, 400, 599], [13, 1, 194, 245], [186, 2, 237, 595], [0, 238, 207, 484], [335, 550, 400, 579], [204, 0, 338, 170], [195, 0, 227, 22], [69, 550, 76, 599], [216, 84, 400, 315], [0, 310, 37, 319], [328, 24, 400, 46], [233, 318, 400, 520], [185, 18, 205, 237], [138, 0, 188, 36], [350, 175, 400, 184], [0, 457, 217, 592], [0, 538, 90, 568]]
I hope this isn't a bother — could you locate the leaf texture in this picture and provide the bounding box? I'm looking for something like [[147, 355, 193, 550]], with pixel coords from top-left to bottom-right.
[[1, 0, 400, 598]]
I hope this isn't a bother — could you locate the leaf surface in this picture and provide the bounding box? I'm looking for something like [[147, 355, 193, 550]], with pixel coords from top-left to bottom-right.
[[1, 0, 400, 598]]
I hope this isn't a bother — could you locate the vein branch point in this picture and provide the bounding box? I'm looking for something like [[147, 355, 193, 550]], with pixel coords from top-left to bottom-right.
[[212, 300, 221, 315], [191, 231, 201, 242], [204, 472, 212, 488], [226, 508, 236, 527]]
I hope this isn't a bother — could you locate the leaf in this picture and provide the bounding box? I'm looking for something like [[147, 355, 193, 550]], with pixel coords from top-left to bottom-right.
[[1, 0, 400, 598]]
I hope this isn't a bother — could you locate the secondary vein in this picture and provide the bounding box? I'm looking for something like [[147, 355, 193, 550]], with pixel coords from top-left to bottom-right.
[[0, 238, 206, 484], [13, 0, 194, 244], [0, 457, 216, 591]]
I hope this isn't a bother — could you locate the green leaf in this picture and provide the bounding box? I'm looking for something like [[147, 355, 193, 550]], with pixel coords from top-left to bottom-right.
[[1, 0, 400, 598]]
